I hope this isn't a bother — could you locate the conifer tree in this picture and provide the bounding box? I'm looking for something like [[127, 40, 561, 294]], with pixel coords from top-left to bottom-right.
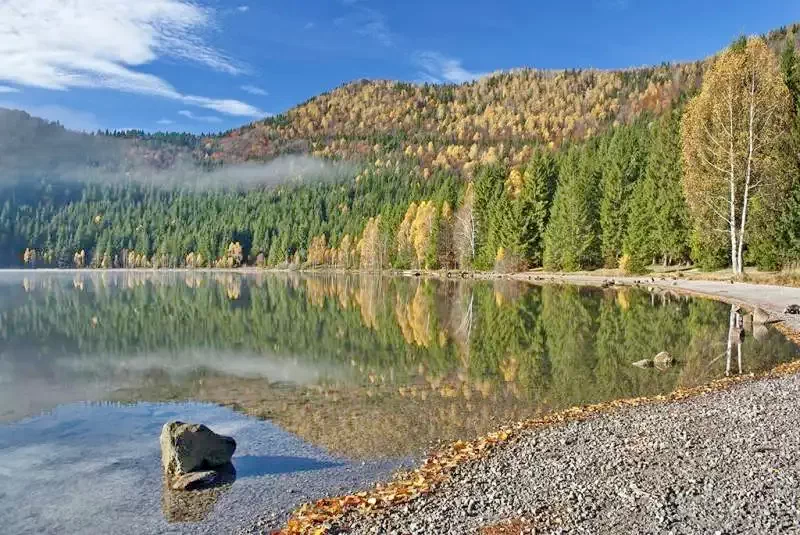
[[778, 31, 800, 265], [518, 149, 558, 266], [599, 125, 648, 267], [543, 147, 600, 271]]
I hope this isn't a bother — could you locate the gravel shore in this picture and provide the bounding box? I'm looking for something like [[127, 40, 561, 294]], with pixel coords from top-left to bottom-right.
[[335, 371, 800, 534]]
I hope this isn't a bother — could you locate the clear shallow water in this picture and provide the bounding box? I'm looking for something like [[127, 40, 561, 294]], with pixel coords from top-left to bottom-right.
[[0, 402, 405, 535], [0, 271, 797, 533]]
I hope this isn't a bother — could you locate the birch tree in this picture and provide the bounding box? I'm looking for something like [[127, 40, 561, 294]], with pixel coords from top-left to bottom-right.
[[454, 182, 477, 268], [682, 37, 792, 274]]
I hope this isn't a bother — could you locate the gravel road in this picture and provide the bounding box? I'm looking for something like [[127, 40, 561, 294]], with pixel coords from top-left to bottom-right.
[[323, 278, 800, 534], [337, 371, 800, 534]]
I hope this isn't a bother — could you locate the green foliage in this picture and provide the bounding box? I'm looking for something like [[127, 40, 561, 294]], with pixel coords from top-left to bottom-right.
[[778, 31, 800, 266], [472, 165, 508, 269], [518, 149, 558, 266], [623, 111, 689, 271], [599, 123, 649, 267], [543, 147, 600, 271]]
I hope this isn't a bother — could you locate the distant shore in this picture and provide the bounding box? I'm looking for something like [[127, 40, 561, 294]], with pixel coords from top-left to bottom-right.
[[7, 266, 800, 333]]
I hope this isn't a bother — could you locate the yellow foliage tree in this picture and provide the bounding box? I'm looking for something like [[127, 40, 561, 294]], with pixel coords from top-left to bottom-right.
[[682, 37, 792, 274]]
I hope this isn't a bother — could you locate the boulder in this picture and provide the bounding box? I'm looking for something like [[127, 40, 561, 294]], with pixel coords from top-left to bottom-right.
[[653, 351, 674, 369], [752, 307, 771, 325], [170, 463, 236, 491], [632, 359, 653, 369], [160, 421, 236, 476], [171, 470, 221, 491]]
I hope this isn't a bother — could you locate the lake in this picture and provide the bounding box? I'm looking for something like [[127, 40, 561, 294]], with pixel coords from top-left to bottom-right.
[[0, 271, 797, 533]]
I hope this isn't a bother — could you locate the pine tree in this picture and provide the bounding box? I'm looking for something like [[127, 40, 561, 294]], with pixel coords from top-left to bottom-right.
[[473, 165, 507, 269], [518, 149, 558, 266], [543, 147, 600, 271], [779, 31, 800, 265], [622, 172, 659, 273], [654, 113, 690, 266], [599, 125, 648, 267]]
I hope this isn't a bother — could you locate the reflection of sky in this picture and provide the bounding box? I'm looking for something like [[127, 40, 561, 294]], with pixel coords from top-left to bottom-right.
[[0, 349, 351, 422], [0, 402, 406, 535]]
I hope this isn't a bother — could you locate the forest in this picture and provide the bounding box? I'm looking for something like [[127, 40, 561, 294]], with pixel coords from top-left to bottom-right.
[[2, 27, 800, 274]]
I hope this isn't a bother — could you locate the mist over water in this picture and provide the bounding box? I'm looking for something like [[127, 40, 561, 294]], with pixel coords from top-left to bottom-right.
[[0, 108, 356, 190]]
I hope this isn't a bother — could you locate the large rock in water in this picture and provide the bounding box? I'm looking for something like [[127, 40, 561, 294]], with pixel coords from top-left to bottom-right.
[[160, 421, 236, 476]]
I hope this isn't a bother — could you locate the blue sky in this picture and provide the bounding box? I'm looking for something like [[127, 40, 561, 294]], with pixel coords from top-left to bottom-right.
[[1, 0, 800, 134]]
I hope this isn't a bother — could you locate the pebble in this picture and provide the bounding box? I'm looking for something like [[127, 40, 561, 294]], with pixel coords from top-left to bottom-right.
[[330, 373, 800, 534]]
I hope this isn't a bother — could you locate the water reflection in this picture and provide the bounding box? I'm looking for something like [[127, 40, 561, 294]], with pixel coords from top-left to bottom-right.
[[161, 462, 236, 523], [0, 272, 797, 458]]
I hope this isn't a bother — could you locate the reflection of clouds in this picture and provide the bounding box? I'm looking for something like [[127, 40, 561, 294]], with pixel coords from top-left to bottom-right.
[[0, 402, 401, 535], [59, 350, 349, 383], [0, 350, 351, 421]]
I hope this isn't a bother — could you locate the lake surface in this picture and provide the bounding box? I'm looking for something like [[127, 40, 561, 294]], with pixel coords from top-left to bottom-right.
[[0, 271, 797, 533]]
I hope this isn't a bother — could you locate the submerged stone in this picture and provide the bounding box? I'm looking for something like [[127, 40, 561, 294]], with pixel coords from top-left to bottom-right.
[[170, 463, 236, 491], [160, 421, 236, 476]]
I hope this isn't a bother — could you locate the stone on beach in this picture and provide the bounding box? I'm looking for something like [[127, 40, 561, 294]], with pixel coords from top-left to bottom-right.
[[160, 421, 236, 477]]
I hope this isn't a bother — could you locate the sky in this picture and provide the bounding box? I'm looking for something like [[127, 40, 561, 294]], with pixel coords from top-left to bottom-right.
[[1, 0, 800, 134]]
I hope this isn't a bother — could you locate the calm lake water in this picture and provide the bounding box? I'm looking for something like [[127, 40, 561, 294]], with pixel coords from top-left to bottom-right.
[[0, 271, 797, 533]]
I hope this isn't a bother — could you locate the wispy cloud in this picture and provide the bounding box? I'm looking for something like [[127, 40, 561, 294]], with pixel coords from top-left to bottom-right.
[[0, 0, 265, 118], [304, 22, 316, 31], [178, 110, 222, 123], [356, 9, 392, 47], [336, 6, 393, 47], [0, 85, 19, 94], [156, 118, 174, 125], [237, 5, 250, 12], [241, 84, 268, 96], [414, 52, 486, 84]]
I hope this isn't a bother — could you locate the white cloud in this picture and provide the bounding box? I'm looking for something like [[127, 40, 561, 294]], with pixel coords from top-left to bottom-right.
[[304, 22, 316, 30], [414, 52, 486, 84], [241, 84, 268, 96], [356, 9, 392, 47], [178, 110, 222, 123], [0, 0, 265, 118], [237, 5, 250, 12], [0, 86, 19, 93], [156, 118, 174, 125]]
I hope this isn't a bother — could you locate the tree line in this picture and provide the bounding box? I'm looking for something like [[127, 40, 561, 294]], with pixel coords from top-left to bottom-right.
[[3, 35, 800, 274]]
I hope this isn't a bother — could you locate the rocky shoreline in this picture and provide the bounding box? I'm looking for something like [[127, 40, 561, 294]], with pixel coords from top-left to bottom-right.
[[260, 277, 800, 534], [333, 369, 800, 534]]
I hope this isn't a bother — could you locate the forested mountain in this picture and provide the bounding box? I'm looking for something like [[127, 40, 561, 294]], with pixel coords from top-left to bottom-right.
[[2, 25, 800, 272]]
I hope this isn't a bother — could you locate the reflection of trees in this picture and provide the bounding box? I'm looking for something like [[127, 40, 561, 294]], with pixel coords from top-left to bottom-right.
[[3, 273, 798, 457]]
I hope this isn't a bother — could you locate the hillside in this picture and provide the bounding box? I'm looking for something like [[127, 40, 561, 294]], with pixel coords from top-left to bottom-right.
[[207, 25, 798, 177], [2, 24, 800, 273]]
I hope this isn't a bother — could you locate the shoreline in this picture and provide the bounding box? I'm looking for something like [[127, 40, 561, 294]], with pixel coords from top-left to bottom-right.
[[262, 276, 800, 534]]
